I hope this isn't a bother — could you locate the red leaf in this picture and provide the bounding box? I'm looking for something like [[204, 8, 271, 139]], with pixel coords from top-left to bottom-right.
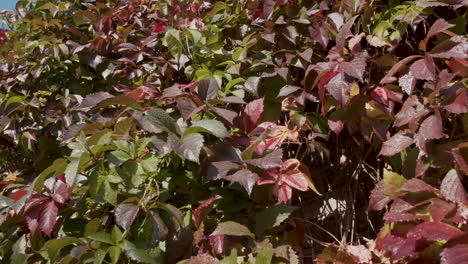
[[441, 170, 468, 204], [39, 200, 59, 237], [441, 244, 468, 264], [416, 113, 444, 151], [9, 189, 28, 202], [384, 211, 428, 223], [400, 178, 437, 193], [328, 119, 344, 136], [406, 222, 462, 241], [243, 98, 264, 133], [452, 143, 468, 175], [51, 181, 70, 205], [446, 58, 468, 76], [318, 71, 338, 115], [379, 132, 414, 156], [376, 232, 426, 260], [428, 198, 456, 222], [209, 235, 224, 255], [443, 86, 468, 114], [281, 165, 308, 192], [370, 86, 389, 105], [25, 204, 42, 235], [278, 184, 292, 204], [430, 36, 468, 58], [192, 195, 222, 229]]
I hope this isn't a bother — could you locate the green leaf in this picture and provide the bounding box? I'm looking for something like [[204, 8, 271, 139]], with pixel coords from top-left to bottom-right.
[[88, 231, 114, 245], [108, 151, 131, 166], [157, 202, 184, 231], [64, 154, 82, 187], [163, 29, 182, 59], [255, 205, 297, 236], [123, 240, 157, 264], [146, 108, 180, 135], [211, 221, 254, 237], [84, 218, 101, 237], [225, 78, 245, 93], [140, 156, 160, 173], [39, 237, 82, 262], [255, 248, 274, 264], [184, 119, 228, 138], [94, 247, 109, 264], [220, 249, 238, 264], [33, 158, 68, 192], [109, 246, 122, 264], [111, 226, 124, 243], [383, 169, 407, 199]]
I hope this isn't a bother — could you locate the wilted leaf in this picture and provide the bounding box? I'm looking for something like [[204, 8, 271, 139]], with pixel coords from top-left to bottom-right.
[[255, 204, 297, 235], [211, 221, 253, 237], [115, 203, 139, 231]]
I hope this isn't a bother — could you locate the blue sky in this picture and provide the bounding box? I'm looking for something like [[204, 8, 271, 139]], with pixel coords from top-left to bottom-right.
[[0, 0, 17, 11]]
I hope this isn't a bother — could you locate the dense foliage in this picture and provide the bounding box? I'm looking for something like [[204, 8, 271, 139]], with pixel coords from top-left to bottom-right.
[[0, 0, 467, 263]]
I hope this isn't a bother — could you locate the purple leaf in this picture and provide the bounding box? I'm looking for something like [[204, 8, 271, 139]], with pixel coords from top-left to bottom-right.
[[379, 132, 414, 156], [399, 71, 416, 95], [115, 203, 140, 231], [245, 148, 283, 169], [419, 18, 454, 51], [168, 133, 204, 163], [341, 52, 368, 82], [430, 35, 468, 59], [39, 200, 59, 237], [369, 181, 391, 211], [409, 56, 437, 81], [207, 160, 240, 181], [443, 86, 468, 114], [197, 77, 219, 102], [441, 170, 468, 204], [418, 113, 444, 140], [394, 96, 430, 127], [336, 16, 357, 51], [176, 98, 196, 120], [277, 85, 301, 98], [428, 198, 456, 222], [380, 55, 422, 84], [325, 72, 351, 107], [226, 169, 259, 195], [308, 23, 329, 48], [74, 92, 113, 111], [185, 254, 219, 264], [209, 235, 224, 256]]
